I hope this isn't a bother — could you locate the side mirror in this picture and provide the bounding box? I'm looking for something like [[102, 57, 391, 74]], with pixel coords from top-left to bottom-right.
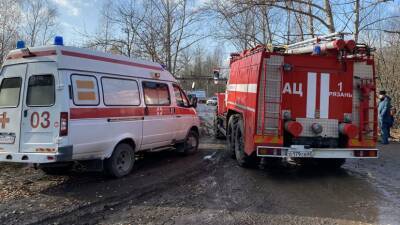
[[190, 97, 198, 108], [213, 70, 220, 80]]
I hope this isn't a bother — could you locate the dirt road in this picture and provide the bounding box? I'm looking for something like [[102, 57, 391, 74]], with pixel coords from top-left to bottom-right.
[[0, 105, 399, 225]]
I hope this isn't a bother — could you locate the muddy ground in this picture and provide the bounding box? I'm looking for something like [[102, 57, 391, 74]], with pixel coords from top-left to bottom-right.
[[0, 104, 399, 225]]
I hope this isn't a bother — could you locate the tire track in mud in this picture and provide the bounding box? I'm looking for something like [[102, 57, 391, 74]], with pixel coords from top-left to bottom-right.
[[30, 150, 225, 225]]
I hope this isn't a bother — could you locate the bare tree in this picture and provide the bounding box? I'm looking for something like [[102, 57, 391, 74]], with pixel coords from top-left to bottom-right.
[[0, 0, 21, 64], [22, 0, 58, 46], [89, 0, 206, 75]]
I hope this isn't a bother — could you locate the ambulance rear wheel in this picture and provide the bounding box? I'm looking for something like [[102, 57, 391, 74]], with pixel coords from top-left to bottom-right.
[[234, 116, 260, 168], [105, 143, 135, 178], [226, 115, 238, 158]]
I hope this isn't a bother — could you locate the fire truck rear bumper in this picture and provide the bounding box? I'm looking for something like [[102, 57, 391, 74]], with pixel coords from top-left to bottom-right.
[[257, 145, 378, 158]]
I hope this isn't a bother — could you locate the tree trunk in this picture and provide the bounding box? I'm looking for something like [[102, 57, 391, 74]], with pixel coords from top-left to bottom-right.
[[165, 0, 172, 72], [324, 0, 335, 33], [353, 0, 360, 42], [308, 0, 315, 37]]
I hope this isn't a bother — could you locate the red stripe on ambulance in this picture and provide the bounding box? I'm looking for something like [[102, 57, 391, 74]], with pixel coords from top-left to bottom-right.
[[70, 107, 196, 119], [61, 50, 162, 71], [7, 50, 57, 60]]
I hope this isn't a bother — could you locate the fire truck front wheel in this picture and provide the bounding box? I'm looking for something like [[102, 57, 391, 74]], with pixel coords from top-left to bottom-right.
[[234, 116, 260, 168], [105, 143, 135, 178], [213, 117, 225, 139]]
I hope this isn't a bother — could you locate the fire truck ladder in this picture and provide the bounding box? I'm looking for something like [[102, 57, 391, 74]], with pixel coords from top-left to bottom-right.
[[359, 78, 377, 139], [261, 56, 284, 136]]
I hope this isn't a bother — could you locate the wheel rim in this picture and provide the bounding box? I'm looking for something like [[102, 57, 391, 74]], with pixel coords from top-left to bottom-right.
[[115, 149, 132, 174]]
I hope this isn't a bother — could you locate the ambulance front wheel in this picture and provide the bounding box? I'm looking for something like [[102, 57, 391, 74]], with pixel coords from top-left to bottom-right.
[[105, 143, 135, 178], [177, 130, 199, 156]]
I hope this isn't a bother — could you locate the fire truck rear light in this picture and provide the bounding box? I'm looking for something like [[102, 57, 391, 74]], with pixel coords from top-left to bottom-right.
[[340, 123, 358, 139], [285, 121, 303, 137], [258, 148, 282, 156], [60, 112, 69, 136], [354, 150, 377, 157]]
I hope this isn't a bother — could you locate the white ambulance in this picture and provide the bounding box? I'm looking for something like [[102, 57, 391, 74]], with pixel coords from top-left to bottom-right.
[[0, 37, 200, 177]]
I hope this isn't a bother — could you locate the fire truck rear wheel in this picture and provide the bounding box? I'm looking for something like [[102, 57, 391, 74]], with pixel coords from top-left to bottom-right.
[[234, 116, 260, 168], [105, 143, 135, 178], [226, 115, 238, 158]]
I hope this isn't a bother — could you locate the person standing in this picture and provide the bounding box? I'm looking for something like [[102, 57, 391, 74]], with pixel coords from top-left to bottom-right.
[[378, 90, 392, 144]]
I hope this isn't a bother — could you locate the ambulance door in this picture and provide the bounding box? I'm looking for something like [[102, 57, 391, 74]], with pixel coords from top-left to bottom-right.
[[141, 81, 175, 149], [20, 62, 59, 153], [0, 64, 27, 153], [172, 84, 192, 141]]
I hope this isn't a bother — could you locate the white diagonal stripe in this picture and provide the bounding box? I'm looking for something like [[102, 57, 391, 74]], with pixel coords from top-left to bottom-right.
[[320, 73, 330, 118], [227, 84, 257, 93], [227, 101, 255, 112], [306, 72, 317, 118]]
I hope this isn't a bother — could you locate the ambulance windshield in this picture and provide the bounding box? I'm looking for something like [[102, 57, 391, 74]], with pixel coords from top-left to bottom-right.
[[0, 77, 22, 107]]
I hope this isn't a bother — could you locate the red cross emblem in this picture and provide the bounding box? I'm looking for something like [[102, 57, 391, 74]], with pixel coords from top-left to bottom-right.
[[0, 112, 10, 129], [157, 107, 163, 115]]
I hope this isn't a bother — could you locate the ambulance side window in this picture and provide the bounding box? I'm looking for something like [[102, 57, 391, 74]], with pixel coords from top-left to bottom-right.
[[27, 75, 55, 106], [142, 81, 170, 106], [101, 77, 140, 106], [71, 75, 100, 106]]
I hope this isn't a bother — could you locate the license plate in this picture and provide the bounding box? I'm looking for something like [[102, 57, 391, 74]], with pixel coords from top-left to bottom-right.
[[0, 135, 15, 144], [287, 151, 313, 158]]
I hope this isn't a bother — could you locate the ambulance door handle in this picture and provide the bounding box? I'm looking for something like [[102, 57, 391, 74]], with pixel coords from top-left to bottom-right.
[[144, 106, 149, 116], [23, 110, 28, 118]]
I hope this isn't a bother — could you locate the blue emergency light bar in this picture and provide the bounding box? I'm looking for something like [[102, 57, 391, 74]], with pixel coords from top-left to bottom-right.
[[16, 40, 26, 49], [54, 36, 64, 46]]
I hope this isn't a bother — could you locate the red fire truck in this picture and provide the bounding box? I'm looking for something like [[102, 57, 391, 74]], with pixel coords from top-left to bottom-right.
[[213, 33, 378, 168]]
